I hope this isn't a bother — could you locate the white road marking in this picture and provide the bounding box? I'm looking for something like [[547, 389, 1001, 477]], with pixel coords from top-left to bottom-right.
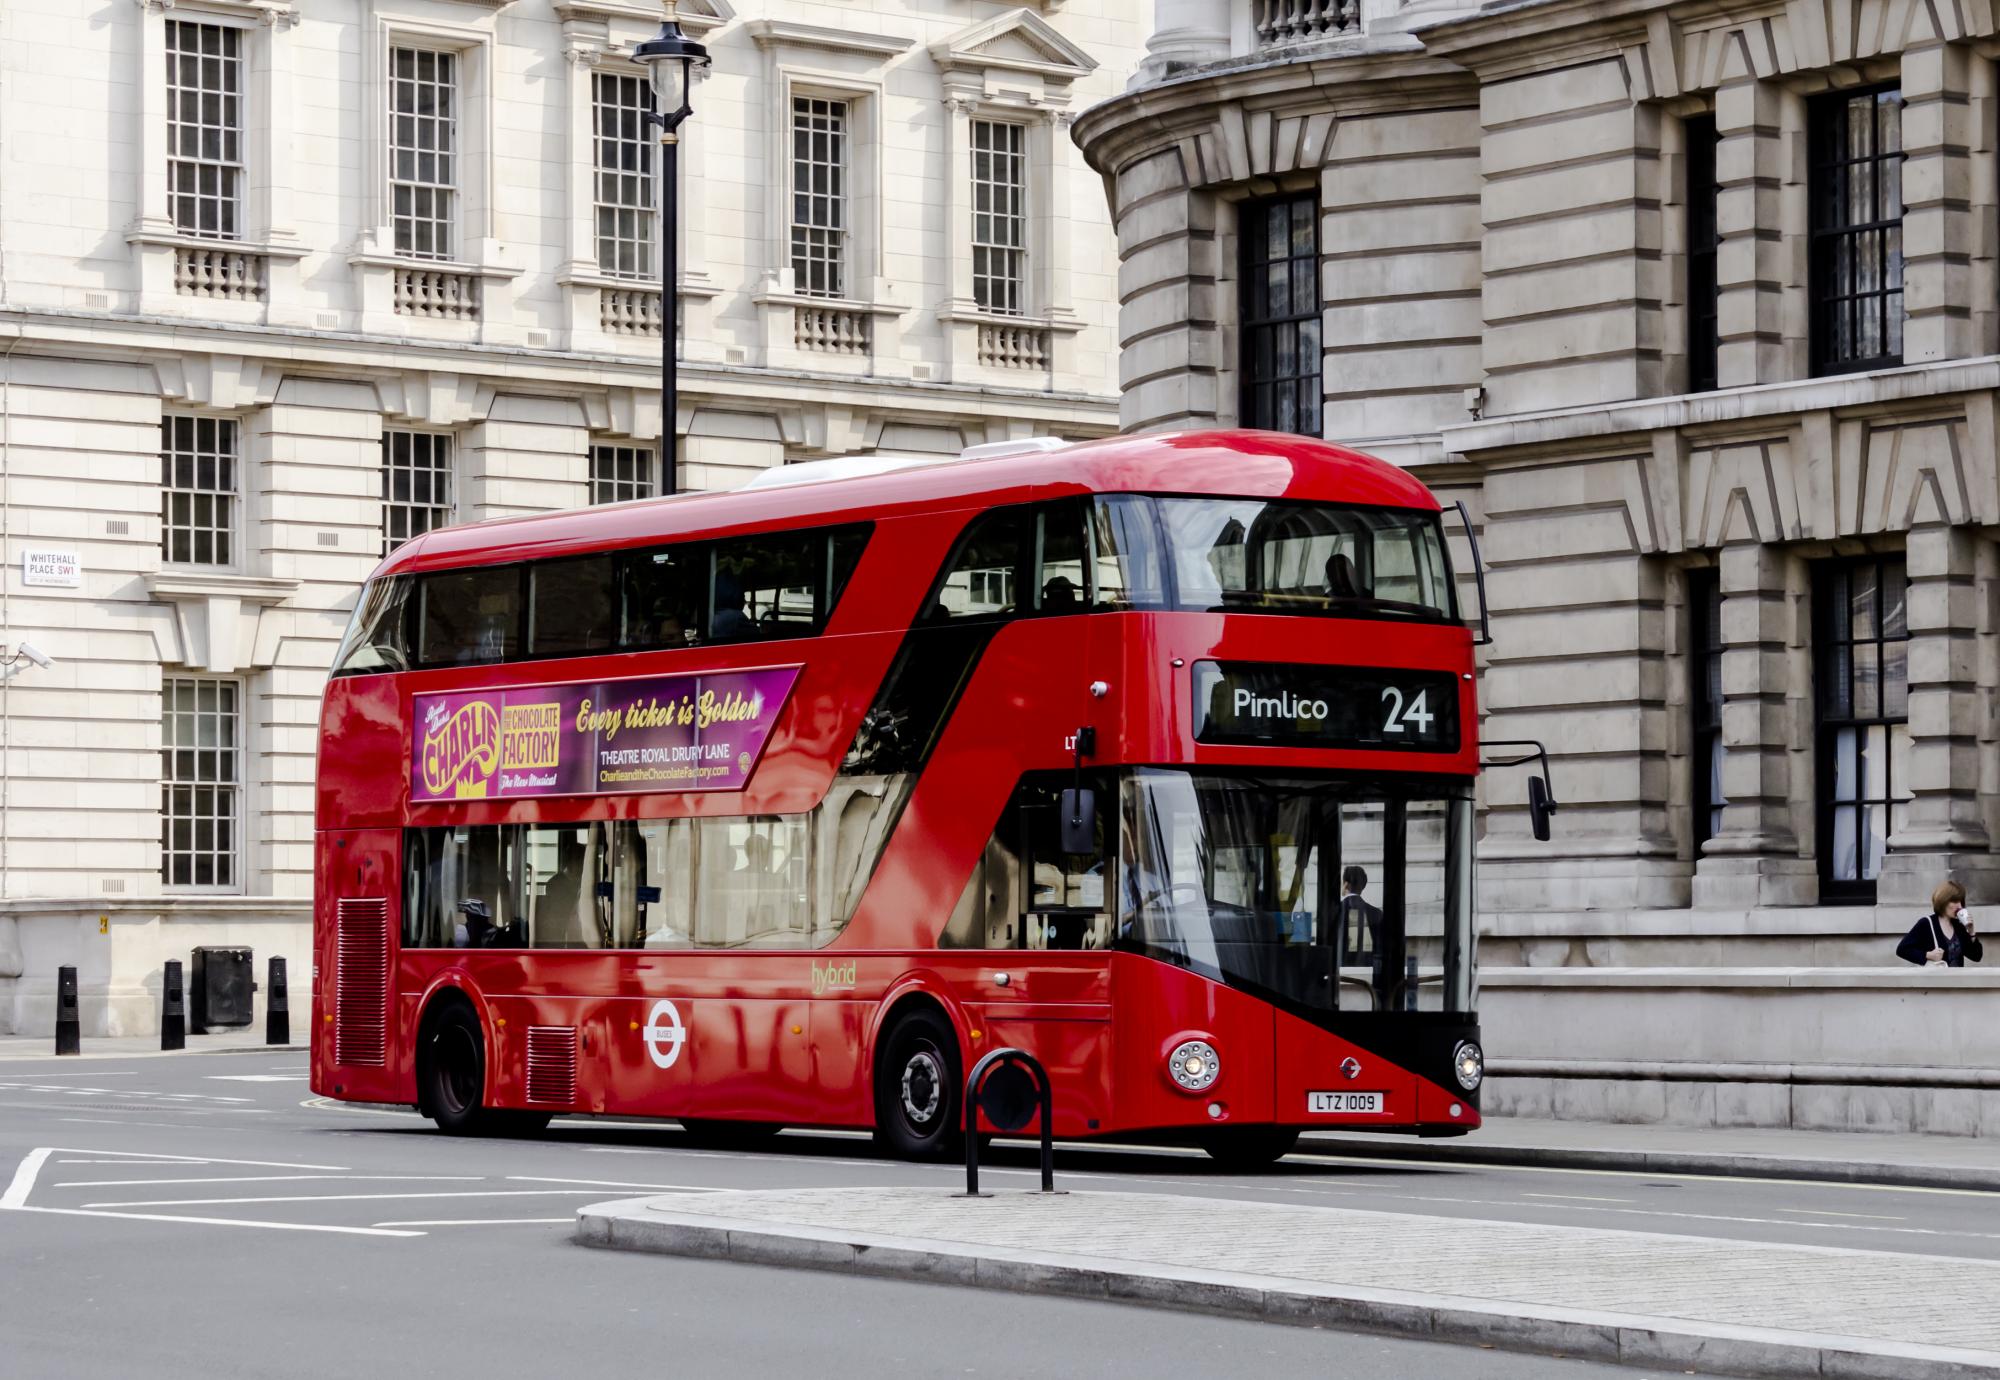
[[42, 1148, 347, 1171], [1521, 1192, 1635, 1204], [2, 1149, 51, 1209], [1778, 1207, 1908, 1222], [504, 1176, 724, 1192], [56, 1175, 484, 1188], [374, 1217, 573, 1227], [8, 1204, 423, 1238], [206, 1075, 307, 1083], [59, 1119, 189, 1130], [84, 1189, 643, 1209]]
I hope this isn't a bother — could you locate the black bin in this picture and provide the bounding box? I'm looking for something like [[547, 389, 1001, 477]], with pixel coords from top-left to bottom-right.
[[190, 947, 254, 1033]]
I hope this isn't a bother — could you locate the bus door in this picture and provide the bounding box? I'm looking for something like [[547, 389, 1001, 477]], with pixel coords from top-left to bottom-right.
[[954, 778, 1114, 1133]]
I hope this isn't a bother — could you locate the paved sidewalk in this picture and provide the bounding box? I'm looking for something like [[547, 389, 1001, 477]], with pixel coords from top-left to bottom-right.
[[578, 1187, 2000, 1380], [0, 1033, 304, 1060], [1305, 1117, 2000, 1191]]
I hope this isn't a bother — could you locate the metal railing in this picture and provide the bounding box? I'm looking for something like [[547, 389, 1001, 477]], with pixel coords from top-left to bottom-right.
[[962, 1046, 1057, 1196]]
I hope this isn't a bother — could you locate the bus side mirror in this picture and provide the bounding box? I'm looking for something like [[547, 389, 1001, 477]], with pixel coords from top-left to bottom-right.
[[1528, 775, 1556, 842], [1059, 788, 1097, 856]]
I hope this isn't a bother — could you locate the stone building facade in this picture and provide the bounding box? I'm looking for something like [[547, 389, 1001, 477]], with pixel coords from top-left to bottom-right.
[[0, 0, 1138, 1034], [1076, 0, 2000, 1129]]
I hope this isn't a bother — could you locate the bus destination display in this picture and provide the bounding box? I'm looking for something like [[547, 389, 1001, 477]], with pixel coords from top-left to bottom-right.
[[411, 667, 801, 802], [1192, 660, 1459, 752]]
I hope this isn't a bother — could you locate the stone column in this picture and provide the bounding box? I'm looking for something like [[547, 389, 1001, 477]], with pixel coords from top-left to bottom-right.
[[1879, 522, 1997, 905], [254, 9, 308, 326], [1900, 43, 1976, 364], [1138, 0, 1230, 85], [1713, 79, 1788, 387], [1694, 543, 1816, 906], [939, 93, 981, 382]]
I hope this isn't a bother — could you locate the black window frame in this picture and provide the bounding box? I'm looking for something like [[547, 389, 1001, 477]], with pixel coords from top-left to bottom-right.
[[1687, 566, 1724, 854], [1684, 113, 1721, 394], [1809, 84, 1905, 377], [1812, 554, 1910, 903], [333, 521, 873, 675], [1237, 192, 1322, 436]]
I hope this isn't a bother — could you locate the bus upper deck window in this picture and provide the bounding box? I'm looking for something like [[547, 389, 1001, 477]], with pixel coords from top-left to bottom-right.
[[621, 546, 704, 650], [711, 532, 821, 641], [929, 508, 1027, 622], [530, 555, 618, 658], [1090, 497, 1166, 611], [332, 575, 415, 674], [418, 565, 522, 666]]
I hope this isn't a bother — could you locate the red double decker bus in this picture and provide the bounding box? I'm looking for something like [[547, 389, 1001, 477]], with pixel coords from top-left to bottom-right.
[[311, 429, 1509, 1166]]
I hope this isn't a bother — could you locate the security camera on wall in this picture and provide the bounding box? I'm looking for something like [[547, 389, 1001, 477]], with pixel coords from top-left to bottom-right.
[[16, 642, 51, 668]]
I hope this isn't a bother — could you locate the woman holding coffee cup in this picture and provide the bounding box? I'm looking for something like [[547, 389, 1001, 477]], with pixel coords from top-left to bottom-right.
[[1896, 880, 1984, 967]]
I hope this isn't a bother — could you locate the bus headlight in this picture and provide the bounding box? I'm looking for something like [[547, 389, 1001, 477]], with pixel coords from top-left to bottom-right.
[[1452, 1040, 1483, 1092], [1168, 1039, 1220, 1093]]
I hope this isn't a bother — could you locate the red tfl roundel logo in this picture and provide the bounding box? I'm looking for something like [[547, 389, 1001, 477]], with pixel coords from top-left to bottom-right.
[[1340, 1057, 1362, 1081]]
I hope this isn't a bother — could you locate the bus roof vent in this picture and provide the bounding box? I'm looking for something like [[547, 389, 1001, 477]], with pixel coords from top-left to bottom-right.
[[740, 453, 945, 490], [959, 436, 1072, 462]]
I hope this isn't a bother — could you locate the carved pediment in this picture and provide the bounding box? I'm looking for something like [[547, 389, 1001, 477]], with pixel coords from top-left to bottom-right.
[[931, 8, 1098, 81]]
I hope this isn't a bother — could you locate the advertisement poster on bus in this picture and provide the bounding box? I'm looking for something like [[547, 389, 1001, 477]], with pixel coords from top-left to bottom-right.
[[410, 667, 801, 802]]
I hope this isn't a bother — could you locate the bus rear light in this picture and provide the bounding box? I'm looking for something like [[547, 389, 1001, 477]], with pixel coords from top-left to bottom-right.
[[1168, 1039, 1220, 1093]]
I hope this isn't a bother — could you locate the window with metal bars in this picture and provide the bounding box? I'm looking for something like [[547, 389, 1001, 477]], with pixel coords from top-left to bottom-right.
[[594, 72, 655, 280], [1810, 87, 1904, 375], [972, 120, 1027, 315], [1687, 567, 1725, 853], [590, 443, 656, 505], [390, 47, 457, 260], [791, 97, 848, 299], [381, 430, 453, 554], [1814, 555, 1910, 900], [1684, 114, 1720, 394], [1238, 193, 1322, 435], [166, 20, 244, 239], [161, 416, 237, 567], [161, 677, 241, 889]]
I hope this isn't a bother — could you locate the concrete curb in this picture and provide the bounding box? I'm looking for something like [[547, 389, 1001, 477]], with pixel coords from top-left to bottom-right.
[[1297, 1136, 2000, 1193], [575, 1196, 2000, 1380], [0, 1042, 307, 1061]]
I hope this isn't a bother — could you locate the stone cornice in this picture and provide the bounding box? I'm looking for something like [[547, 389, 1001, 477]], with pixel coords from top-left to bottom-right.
[[0, 310, 1119, 420], [1440, 356, 2000, 460], [745, 19, 914, 58], [145, 571, 301, 605], [1072, 45, 1467, 176]]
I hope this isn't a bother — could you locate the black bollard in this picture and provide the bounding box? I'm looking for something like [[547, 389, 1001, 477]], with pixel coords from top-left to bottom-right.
[[54, 965, 80, 1055], [266, 956, 289, 1046], [161, 960, 186, 1051]]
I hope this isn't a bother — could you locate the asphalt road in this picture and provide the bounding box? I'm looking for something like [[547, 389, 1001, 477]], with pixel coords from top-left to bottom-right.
[[6, 1049, 1993, 1380]]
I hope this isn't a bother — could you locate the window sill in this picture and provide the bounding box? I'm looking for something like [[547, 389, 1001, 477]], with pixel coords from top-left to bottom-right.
[[127, 228, 310, 262], [937, 306, 1084, 334], [559, 268, 722, 300], [751, 290, 909, 318], [146, 571, 300, 605], [349, 252, 522, 281]]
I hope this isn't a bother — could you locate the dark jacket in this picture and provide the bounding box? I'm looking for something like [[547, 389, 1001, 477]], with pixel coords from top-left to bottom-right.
[[1896, 914, 1984, 967]]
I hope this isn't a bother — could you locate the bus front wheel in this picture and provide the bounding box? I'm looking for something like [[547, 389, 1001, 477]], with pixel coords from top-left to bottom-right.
[[1199, 1127, 1299, 1170], [420, 1001, 493, 1136], [873, 1007, 962, 1161]]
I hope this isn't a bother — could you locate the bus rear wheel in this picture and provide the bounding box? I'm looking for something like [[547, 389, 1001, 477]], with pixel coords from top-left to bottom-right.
[[1200, 1127, 1299, 1170], [873, 1008, 962, 1161], [420, 1001, 494, 1136]]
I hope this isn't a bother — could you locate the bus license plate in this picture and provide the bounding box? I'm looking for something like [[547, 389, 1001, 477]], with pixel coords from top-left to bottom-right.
[[1309, 1091, 1385, 1114]]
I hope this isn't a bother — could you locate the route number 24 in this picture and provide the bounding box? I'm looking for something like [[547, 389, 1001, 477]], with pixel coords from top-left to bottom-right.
[[1380, 686, 1434, 736]]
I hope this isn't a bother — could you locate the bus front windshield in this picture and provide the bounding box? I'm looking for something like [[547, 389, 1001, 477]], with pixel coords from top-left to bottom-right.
[[1116, 770, 1474, 1015]]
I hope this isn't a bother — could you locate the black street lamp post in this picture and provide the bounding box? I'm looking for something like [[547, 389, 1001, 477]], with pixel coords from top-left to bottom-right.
[[634, 8, 709, 496]]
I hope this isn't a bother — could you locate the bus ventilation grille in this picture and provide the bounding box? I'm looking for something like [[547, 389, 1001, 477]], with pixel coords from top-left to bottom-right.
[[334, 898, 389, 1068], [525, 1026, 578, 1107]]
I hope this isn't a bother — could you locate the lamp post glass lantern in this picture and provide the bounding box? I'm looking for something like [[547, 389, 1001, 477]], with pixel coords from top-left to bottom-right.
[[634, 9, 709, 496]]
